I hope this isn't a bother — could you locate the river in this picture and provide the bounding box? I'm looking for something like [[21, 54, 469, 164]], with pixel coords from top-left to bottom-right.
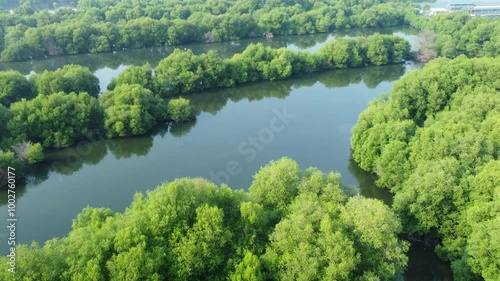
[[0, 27, 453, 280]]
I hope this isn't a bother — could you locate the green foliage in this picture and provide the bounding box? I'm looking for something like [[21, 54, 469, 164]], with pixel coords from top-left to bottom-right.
[[155, 35, 409, 96], [230, 251, 264, 281], [249, 157, 300, 212], [8, 91, 104, 148], [263, 192, 357, 280], [366, 33, 388, 65], [0, 104, 12, 144], [351, 56, 500, 281], [170, 204, 232, 280], [0, 35, 410, 151], [34, 64, 100, 97], [426, 13, 500, 59], [112, 63, 154, 91], [0, 158, 409, 280], [341, 197, 409, 280], [166, 97, 193, 122], [12, 141, 45, 164], [0, 150, 25, 187], [100, 84, 166, 138], [464, 160, 500, 281], [0, 70, 34, 107], [25, 142, 43, 164], [155, 49, 203, 96], [0, 0, 420, 62], [261, 163, 408, 281], [318, 37, 365, 68]]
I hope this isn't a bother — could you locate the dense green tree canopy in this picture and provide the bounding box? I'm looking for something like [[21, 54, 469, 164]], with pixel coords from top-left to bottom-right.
[[166, 97, 194, 122], [0, 150, 24, 186], [351, 56, 500, 281], [0, 158, 409, 280], [100, 83, 166, 138], [33, 64, 100, 97], [0, 104, 11, 141], [110, 63, 154, 91], [427, 13, 500, 59], [7, 91, 104, 147], [0, 70, 34, 107], [155, 35, 410, 96], [0, 0, 420, 61]]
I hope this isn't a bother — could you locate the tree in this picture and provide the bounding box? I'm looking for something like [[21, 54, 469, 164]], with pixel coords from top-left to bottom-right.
[[230, 251, 264, 281], [341, 196, 409, 280], [465, 160, 500, 281], [0, 150, 25, 187], [166, 97, 193, 122], [417, 30, 437, 63], [249, 157, 300, 212], [366, 33, 388, 65], [0, 70, 34, 107], [0, 104, 11, 143], [0, 159, 411, 279], [155, 49, 202, 96], [263, 192, 358, 281], [112, 63, 154, 91], [170, 204, 232, 280], [351, 56, 500, 281], [100, 84, 166, 138], [11, 141, 44, 164], [8, 92, 104, 148], [34, 64, 100, 97]]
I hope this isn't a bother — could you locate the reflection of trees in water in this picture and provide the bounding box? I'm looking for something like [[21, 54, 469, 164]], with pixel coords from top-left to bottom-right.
[[363, 64, 406, 88], [1, 26, 419, 75], [10, 63, 406, 204], [281, 33, 330, 49], [0, 32, 335, 74], [107, 135, 154, 159], [232, 82, 292, 102], [42, 139, 109, 176], [148, 122, 170, 138], [0, 178, 27, 206], [169, 120, 197, 138], [189, 90, 231, 115], [317, 69, 363, 88], [2, 137, 110, 206], [347, 154, 393, 205], [188, 64, 406, 116]]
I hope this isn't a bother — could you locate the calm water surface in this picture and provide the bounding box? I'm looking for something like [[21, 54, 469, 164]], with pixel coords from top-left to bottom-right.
[[0, 26, 419, 92], [0, 27, 452, 280]]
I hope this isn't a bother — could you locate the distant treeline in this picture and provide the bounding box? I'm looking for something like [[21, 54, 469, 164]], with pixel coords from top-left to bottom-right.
[[1, 1, 498, 62], [0, 0, 419, 61], [0, 0, 74, 10], [0, 34, 410, 186]]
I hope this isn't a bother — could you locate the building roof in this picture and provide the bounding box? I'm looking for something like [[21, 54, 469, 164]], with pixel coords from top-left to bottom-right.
[[449, 3, 475, 6], [430, 8, 448, 12], [473, 6, 500, 10]]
